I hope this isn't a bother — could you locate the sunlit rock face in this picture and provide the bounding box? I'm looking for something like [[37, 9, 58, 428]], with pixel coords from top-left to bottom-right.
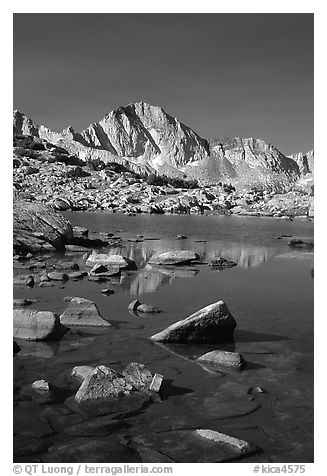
[[288, 149, 314, 175], [13, 103, 311, 190], [80, 102, 210, 169]]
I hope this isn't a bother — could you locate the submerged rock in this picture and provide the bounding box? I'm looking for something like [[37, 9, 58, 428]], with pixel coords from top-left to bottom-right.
[[13, 298, 33, 307], [149, 250, 199, 265], [127, 428, 259, 462], [197, 350, 246, 370], [13, 309, 66, 341], [150, 300, 236, 343], [288, 238, 314, 249], [43, 437, 141, 463], [60, 297, 110, 327]]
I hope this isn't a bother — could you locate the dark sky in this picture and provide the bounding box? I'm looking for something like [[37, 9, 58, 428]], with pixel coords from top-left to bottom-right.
[[13, 13, 313, 155]]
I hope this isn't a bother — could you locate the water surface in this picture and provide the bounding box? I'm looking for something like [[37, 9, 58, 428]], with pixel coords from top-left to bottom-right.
[[13, 213, 314, 462]]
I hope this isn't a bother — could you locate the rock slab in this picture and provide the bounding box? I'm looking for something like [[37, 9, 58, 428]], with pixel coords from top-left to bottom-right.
[[60, 297, 110, 327]]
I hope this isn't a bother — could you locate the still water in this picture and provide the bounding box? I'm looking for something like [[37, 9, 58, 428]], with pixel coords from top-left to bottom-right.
[[13, 213, 314, 462]]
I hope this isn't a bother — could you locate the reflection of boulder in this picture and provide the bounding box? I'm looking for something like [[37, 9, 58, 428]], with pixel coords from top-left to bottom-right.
[[150, 265, 199, 279], [129, 266, 170, 295], [206, 245, 271, 269]]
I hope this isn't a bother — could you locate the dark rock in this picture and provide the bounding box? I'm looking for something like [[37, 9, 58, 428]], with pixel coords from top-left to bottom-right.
[[14, 435, 50, 458], [101, 288, 115, 295], [60, 297, 110, 327], [64, 415, 127, 437], [288, 238, 314, 249], [151, 300, 236, 343], [13, 298, 33, 308], [13, 340, 21, 354], [43, 437, 141, 463], [54, 261, 79, 271], [89, 264, 121, 278], [208, 256, 237, 270], [128, 299, 141, 311], [13, 309, 66, 341]]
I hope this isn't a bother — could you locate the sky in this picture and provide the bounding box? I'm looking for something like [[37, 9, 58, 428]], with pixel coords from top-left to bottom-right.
[[13, 13, 313, 155]]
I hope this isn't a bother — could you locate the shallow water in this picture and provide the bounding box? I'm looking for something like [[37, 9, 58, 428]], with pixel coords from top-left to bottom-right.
[[13, 213, 314, 462]]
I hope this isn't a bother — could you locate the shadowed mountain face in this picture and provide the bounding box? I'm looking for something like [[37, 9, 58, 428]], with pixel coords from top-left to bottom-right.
[[13, 103, 310, 190]]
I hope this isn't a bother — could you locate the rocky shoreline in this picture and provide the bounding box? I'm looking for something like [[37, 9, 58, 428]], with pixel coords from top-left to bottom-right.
[[13, 135, 314, 219]]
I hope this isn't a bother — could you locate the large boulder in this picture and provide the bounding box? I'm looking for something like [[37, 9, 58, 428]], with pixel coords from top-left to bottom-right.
[[13, 201, 73, 254], [60, 297, 110, 327], [150, 300, 236, 343], [85, 253, 137, 270], [13, 309, 66, 341], [149, 250, 199, 265]]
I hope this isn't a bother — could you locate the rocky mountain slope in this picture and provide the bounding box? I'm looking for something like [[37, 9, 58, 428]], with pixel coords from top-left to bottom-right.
[[13, 103, 313, 191]]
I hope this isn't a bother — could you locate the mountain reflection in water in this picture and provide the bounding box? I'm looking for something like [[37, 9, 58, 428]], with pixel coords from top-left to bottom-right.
[[88, 240, 272, 295]]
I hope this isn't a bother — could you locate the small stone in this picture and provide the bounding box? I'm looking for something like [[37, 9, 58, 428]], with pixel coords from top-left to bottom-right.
[[32, 379, 50, 392], [122, 363, 153, 391], [137, 304, 161, 314], [149, 374, 164, 393], [71, 366, 94, 382]]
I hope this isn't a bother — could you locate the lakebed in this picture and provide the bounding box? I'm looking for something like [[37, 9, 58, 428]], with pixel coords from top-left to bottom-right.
[[13, 213, 314, 463]]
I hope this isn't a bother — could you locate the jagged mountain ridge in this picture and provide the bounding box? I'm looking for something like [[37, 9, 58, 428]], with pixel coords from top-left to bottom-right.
[[13, 103, 311, 189]]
